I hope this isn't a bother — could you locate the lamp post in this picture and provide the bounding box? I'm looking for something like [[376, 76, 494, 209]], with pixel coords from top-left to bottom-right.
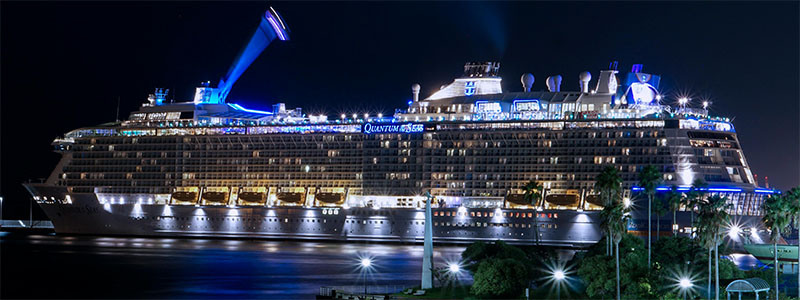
[[446, 262, 462, 286], [679, 277, 693, 300], [360, 257, 372, 299], [553, 269, 566, 300], [0, 196, 4, 228], [679, 97, 689, 109]]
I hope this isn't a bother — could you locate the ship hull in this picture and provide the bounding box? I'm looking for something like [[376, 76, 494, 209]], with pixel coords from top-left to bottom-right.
[[28, 187, 602, 248]]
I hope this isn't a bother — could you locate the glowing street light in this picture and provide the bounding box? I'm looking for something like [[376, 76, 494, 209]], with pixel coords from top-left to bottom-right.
[[360, 257, 372, 268], [542, 260, 573, 300], [357, 256, 374, 298], [442, 260, 464, 287], [728, 223, 741, 239], [679, 278, 692, 288], [448, 262, 460, 274], [340, 113, 346, 120], [679, 277, 693, 300], [623, 197, 632, 209], [668, 266, 698, 300], [678, 97, 689, 107], [552, 269, 567, 300], [702, 101, 709, 109], [553, 270, 565, 281]]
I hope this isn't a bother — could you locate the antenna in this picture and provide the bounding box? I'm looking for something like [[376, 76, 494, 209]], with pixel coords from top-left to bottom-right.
[[116, 96, 121, 122]]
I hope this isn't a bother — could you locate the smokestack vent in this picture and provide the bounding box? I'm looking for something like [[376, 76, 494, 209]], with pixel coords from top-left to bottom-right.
[[411, 83, 421, 102], [546, 75, 562, 92], [579, 71, 592, 93], [521, 73, 534, 92]]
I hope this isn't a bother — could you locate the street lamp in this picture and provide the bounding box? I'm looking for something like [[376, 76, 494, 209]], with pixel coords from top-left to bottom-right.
[[678, 97, 689, 108], [552, 269, 566, 300], [728, 223, 741, 239], [448, 263, 460, 274], [679, 277, 693, 300], [359, 257, 373, 298]]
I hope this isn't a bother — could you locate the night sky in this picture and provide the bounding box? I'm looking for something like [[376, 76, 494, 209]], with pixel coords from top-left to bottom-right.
[[1, 2, 798, 219]]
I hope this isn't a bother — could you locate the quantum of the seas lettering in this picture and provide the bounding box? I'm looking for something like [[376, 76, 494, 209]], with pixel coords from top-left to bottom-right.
[[363, 123, 424, 134]]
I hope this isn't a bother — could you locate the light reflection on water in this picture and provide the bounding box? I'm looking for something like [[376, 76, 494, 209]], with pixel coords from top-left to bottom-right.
[[0, 233, 469, 299]]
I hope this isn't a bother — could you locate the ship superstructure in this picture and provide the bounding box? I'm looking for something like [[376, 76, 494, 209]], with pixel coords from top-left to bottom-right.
[[24, 8, 778, 247]]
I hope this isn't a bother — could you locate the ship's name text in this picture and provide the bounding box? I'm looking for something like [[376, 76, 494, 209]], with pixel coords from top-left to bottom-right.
[[363, 123, 424, 134]]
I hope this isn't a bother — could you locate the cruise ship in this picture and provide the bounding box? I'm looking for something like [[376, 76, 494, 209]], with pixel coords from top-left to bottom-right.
[[25, 8, 778, 248]]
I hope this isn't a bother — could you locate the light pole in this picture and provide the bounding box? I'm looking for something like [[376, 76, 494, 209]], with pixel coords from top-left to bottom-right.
[[553, 269, 566, 300], [679, 97, 689, 108], [679, 277, 693, 300], [447, 262, 462, 287], [360, 257, 372, 299], [0, 196, 4, 228]]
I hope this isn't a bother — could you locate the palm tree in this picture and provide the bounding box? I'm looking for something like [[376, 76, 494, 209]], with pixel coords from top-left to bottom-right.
[[652, 194, 668, 242], [762, 194, 791, 300], [696, 195, 731, 300], [684, 179, 708, 238], [523, 180, 544, 245], [786, 187, 800, 298], [597, 166, 622, 257], [638, 165, 662, 268], [595, 166, 626, 300], [665, 185, 683, 236], [610, 203, 629, 300]]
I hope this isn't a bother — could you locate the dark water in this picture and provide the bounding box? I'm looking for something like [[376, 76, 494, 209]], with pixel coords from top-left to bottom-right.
[[0, 233, 469, 299]]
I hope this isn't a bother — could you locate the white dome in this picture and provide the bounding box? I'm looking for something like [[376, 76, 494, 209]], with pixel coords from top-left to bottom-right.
[[579, 71, 592, 81]]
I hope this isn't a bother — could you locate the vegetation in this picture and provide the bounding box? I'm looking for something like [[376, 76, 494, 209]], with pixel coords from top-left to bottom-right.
[[665, 186, 683, 236], [638, 165, 663, 268], [446, 177, 800, 300], [762, 194, 793, 300], [785, 187, 800, 298], [695, 195, 731, 300], [461, 240, 539, 298], [595, 166, 628, 300], [577, 234, 652, 299], [470, 258, 529, 298]]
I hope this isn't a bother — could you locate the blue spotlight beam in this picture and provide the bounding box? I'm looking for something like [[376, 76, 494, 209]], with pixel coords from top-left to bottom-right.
[[214, 7, 289, 104]]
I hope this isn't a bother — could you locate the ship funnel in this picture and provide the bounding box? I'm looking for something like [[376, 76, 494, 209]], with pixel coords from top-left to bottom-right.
[[411, 83, 421, 102], [546, 75, 562, 92], [595, 69, 619, 94], [579, 71, 592, 93], [521, 73, 534, 92]]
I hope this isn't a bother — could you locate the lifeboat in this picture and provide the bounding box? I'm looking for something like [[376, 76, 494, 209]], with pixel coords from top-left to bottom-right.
[[505, 194, 531, 206], [202, 192, 227, 205], [585, 195, 603, 206], [170, 192, 197, 205], [545, 194, 579, 206], [277, 192, 304, 204], [315, 193, 344, 204], [238, 192, 266, 205]]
